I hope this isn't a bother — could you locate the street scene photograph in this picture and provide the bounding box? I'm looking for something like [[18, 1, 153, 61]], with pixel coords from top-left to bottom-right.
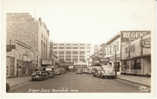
[[4, 0, 154, 93]]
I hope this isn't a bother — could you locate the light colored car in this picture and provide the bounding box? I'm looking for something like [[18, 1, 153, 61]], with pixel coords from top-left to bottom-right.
[[101, 65, 116, 79]]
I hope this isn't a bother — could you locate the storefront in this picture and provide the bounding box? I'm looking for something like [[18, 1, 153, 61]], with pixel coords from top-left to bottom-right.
[[121, 31, 151, 76], [6, 56, 15, 78]]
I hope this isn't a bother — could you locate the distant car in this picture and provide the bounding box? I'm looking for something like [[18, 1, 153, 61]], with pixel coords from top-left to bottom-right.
[[60, 68, 66, 74], [41, 71, 49, 79], [76, 69, 83, 74], [47, 71, 55, 78], [32, 71, 43, 81], [54, 68, 61, 75]]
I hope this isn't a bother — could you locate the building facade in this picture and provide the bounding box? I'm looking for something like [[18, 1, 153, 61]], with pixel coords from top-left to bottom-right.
[[7, 13, 38, 77], [102, 34, 121, 72], [37, 18, 49, 67], [6, 13, 50, 77], [121, 31, 151, 76], [52, 43, 91, 66]]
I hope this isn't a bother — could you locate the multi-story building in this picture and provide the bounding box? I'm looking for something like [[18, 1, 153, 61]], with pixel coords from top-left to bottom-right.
[[99, 33, 121, 72], [6, 13, 49, 77], [37, 18, 49, 67], [52, 43, 91, 66], [7, 13, 38, 77], [121, 31, 151, 76], [49, 42, 60, 67], [105, 34, 121, 62]]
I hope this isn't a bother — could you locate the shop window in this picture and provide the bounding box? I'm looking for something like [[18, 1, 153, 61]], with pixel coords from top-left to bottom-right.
[[133, 59, 141, 69]]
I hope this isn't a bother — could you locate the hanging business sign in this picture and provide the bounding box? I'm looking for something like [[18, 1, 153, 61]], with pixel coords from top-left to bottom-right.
[[141, 37, 151, 48], [121, 31, 150, 42]]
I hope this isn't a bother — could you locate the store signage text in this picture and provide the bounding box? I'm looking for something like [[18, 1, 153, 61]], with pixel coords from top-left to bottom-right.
[[121, 31, 150, 42]]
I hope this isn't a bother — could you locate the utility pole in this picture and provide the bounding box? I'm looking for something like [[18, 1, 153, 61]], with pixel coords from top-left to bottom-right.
[[114, 45, 117, 78]]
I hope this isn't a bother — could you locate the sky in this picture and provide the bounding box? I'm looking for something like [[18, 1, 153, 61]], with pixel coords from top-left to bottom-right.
[[2, 0, 155, 45]]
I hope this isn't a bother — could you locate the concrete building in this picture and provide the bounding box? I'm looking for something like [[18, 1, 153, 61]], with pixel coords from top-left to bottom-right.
[[121, 31, 151, 76], [6, 13, 38, 77], [52, 43, 91, 66], [49, 42, 60, 66], [95, 34, 121, 71], [105, 34, 121, 72], [6, 13, 49, 77], [37, 18, 49, 67]]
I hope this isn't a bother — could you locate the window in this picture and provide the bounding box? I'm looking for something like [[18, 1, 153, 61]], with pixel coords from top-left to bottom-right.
[[59, 47, 64, 49], [53, 47, 57, 49], [73, 56, 78, 60], [60, 43, 64, 46], [54, 51, 57, 54], [80, 59, 85, 62], [80, 51, 85, 54], [59, 51, 64, 54], [80, 47, 84, 49], [66, 51, 71, 54], [73, 51, 78, 54], [80, 56, 85, 59], [66, 59, 71, 62], [73, 47, 78, 49], [133, 59, 141, 69], [66, 47, 71, 49]]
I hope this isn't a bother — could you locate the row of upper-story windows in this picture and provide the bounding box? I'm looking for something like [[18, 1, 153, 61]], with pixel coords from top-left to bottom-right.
[[53, 46, 87, 49], [53, 43, 89, 46], [54, 51, 86, 54], [104, 41, 120, 56]]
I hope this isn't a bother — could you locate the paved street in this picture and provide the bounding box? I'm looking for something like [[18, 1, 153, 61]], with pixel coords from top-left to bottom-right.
[[9, 72, 148, 93]]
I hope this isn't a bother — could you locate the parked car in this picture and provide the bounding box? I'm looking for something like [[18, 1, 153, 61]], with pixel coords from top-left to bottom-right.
[[92, 69, 98, 77], [76, 68, 83, 74], [101, 65, 116, 79], [96, 70, 102, 78], [54, 68, 62, 75], [41, 71, 49, 79], [47, 71, 55, 78], [60, 67, 66, 74], [31, 71, 48, 81]]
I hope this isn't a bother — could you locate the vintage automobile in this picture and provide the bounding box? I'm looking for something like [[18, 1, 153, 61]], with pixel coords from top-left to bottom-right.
[[76, 68, 83, 74], [31, 71, 48, 81], [54, 68, 61, 75], [96, 70, 102, 78], [47, 71, 55, 78], [101, 64, 116, 79], [92, 69, 98, 77]]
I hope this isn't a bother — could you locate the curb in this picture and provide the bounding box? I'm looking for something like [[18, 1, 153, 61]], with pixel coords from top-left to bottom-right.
[[117, 77, 150, 88]]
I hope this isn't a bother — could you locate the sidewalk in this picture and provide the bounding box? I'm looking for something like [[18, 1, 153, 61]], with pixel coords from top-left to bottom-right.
[[7, 76, 31, 88], [117, 75, 151, 87]]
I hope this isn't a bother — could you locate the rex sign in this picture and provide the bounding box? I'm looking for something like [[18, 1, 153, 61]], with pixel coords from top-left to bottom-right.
[[121, 31, 150, 42]]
